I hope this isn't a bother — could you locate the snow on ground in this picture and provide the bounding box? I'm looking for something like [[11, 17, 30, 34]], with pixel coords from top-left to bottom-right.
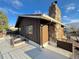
[[0, 35, 77, 59]]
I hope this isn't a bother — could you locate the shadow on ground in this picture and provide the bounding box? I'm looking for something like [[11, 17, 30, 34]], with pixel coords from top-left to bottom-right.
[[25, 47, 69, 59]]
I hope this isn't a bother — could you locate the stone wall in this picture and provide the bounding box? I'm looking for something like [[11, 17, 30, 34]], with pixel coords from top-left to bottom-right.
[[55, 24, 64, 40], [49, 1, 64, 40], [48, 23, 56, 41], [49, 2, 61, 21]]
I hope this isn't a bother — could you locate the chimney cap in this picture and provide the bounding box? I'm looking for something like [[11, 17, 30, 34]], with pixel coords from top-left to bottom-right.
[[54, 1, 57, 4]]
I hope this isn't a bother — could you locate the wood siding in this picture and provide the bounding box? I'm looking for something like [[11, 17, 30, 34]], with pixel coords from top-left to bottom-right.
[[19, 18, 40, 44], [40, 25, 48, 45], [17, 17, 64, 45]]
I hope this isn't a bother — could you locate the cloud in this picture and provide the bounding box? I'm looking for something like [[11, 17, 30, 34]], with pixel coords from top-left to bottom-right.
[[63, 16, 68, 18], [77, 9, 79, 12], [0, 7, 8, 14], [69, 19, 79, 23], [64, 18, 79, 24], [8, 9, 19, 14], [33, 10, 48, 15], [67, 6, 75, 11], [62, 15, 70, 21], [3, 0, 23, 9], [62, 16, 79, 24], [65, 3, 76, 12], [12, 0, 23, 8], [33, 10, 42, 14], [0, 7, 19, 15]]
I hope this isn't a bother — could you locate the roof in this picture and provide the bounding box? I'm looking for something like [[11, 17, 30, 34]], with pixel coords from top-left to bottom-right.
[[15, 14, 64, 27]]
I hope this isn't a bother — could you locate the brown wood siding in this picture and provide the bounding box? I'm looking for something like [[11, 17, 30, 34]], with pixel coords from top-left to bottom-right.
[[17, 17, 64, 45], [18, 18, 40, 44], [33, 19, 40, 44], [57, 40, 72, 52], [40, 25, 48, 45]]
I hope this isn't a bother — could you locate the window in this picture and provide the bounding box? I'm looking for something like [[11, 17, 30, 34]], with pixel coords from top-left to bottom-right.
[[26, 25, 33, 35], [28, 25, 33, 34]]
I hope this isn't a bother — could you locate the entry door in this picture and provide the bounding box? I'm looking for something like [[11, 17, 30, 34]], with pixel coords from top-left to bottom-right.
[[40, 25, 48, 45]]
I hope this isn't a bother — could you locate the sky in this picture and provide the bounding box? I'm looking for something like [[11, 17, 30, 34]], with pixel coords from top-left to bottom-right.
[[0, 0, 79, 26]]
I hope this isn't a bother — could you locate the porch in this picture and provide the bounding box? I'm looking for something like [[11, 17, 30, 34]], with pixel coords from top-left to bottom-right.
[[0, 35, 73, 59]]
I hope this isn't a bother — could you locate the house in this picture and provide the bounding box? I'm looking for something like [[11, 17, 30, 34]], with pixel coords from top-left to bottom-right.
[[15, 14, 64, 45], [15, 1, 65, 47]]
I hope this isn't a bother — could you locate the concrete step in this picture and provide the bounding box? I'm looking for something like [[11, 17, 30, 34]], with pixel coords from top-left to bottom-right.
[[14, 41, 26, 47], [14, 38, 22, 42], [14, 39, 25, 44]]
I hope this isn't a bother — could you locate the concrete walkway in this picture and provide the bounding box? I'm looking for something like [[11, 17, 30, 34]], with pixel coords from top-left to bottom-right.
[[0, 35, 75, 59]]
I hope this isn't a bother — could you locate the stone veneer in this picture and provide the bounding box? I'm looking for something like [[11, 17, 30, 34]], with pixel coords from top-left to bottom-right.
[[49, 1, 64, 41]]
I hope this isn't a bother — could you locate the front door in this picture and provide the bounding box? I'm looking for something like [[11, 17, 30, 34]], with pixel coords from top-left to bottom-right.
[[40, 25, 48, 45]]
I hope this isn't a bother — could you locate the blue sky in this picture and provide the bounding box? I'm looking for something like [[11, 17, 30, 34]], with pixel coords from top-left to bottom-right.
[[0, 0, 79, 26]]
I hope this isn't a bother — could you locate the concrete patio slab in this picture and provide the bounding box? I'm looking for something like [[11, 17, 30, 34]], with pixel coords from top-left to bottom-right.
[[0, 36, 78, 59]]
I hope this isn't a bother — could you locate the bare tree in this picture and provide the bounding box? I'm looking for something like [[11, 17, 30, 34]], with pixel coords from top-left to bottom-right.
[[65, 25, 79, 42]]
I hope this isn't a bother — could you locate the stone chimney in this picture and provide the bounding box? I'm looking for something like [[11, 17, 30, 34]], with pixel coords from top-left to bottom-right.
[[49, 1, 61, 21], [48, 1, 64, 40]]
